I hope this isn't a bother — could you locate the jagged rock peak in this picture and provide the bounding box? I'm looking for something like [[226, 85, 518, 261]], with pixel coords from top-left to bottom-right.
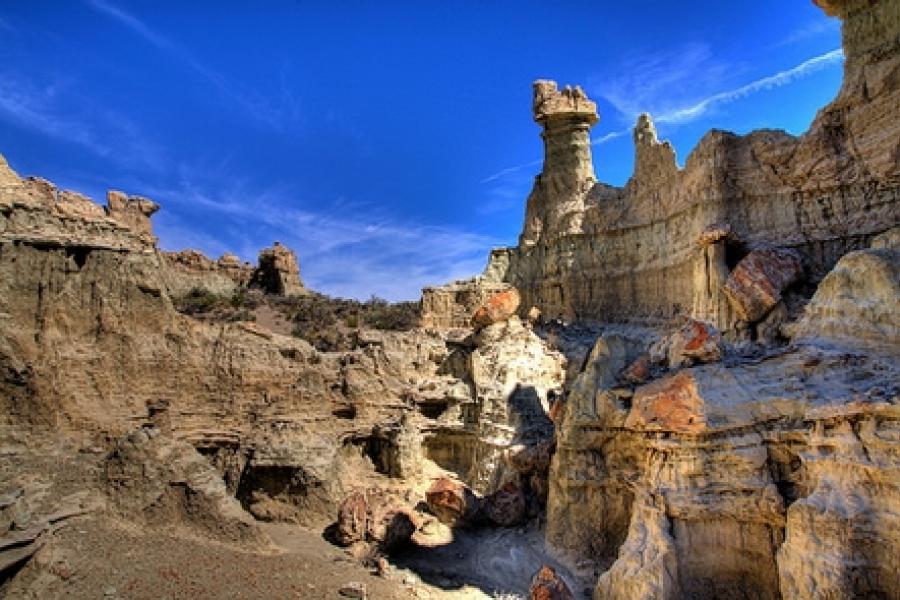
[[532, 80, 599, 126], [252, 241, 305, 296]]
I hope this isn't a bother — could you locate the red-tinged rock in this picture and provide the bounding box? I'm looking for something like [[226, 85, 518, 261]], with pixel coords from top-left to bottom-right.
[[548, 397, 565, 424], [625, 371, 707, 434], [529, 564, 574, 600], [668, 319, 723, 368], [723, 247, 802, 322], [507, 441, 554, 475], [336, 491, 368, 545], [620, 354, 651, 384], [471, 288, 521, 330], [483, 482, 526, 527], [425, 477, 478, 526], [698, 222, 732, 246]]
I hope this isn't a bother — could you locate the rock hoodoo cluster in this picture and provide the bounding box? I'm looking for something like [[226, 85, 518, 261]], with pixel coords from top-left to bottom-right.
[[1, 1, 898, 599]]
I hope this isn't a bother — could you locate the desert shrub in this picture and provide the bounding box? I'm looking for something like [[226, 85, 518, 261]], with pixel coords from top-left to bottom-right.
[[286, 293, 421, 351], [175, 288, 228, 315], [174, 287, 258, 322], [360, 296, 419, 331]]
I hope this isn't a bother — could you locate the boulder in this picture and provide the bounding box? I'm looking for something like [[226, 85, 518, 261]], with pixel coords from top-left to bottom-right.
[[789, 248, 899, 347], [425, 478, 479, 526], [336, 491, 368, 545], [619, 354, 650, 384], [723, 248, 802, 322], [529, 564, 574, 600], [625, 371, 706, 434], [506, 441, 553, 475], [483, 482, 526, 527], [471, 288, 521, 330], [666, 320, 723, 368]]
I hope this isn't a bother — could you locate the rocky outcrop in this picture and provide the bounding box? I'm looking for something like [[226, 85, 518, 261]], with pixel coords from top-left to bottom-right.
[[163, 249, 254, 297], [472, 0, 899, 329], [420, 278, 513, 329], [251, 242, 305, 296], [103, 426, 266, 545], [789, 246, 899, 346], [471, 288, 521, 330], [549, 331, 898, 599], [520, 81, 598, 247]]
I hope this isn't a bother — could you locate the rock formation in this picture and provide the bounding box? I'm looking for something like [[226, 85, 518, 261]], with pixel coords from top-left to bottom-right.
[[1, 1, 899, 598], [251, 241, 305, 296]]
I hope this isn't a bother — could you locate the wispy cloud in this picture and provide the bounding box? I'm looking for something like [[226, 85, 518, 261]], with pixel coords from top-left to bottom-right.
[[0, 17, 13, 32], [480, 159, 541, 185], [86, 0, 292, 129], [0, 72, 164, 169], [774, 18, 840, 48], [478, 128, 628, 187], [137, 173, 501, 300], [598, 42, 732, 125], [653, 49, 843, 125]]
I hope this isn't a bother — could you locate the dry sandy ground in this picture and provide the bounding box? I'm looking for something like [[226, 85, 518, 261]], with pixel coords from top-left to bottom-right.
[[0, 439, 577, 599], [2, 514, 525, 600]]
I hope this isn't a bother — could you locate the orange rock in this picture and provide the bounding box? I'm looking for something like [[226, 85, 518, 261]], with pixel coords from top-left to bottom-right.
[[336, 491, 368, 545], [471, 288, 521, 330], [620, 354, 651, 384], [625, 371, 707, 434], [548, 397, 565, 424], [529, 564, 574, 600], [425, 477, 478, 526], [668, 319, 723, 368]]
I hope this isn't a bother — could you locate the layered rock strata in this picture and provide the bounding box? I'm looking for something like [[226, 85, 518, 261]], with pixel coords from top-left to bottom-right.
[[408, 0, 898, 334], [0, 155, 563, 533]]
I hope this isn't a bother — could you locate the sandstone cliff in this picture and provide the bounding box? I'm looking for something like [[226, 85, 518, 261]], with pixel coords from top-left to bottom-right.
[[421, 0, 899, 337]]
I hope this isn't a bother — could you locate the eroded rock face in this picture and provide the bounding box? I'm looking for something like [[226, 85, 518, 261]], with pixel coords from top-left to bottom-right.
[[790, 247, 899, 347], [103, 427, 266, 545], [472, 0, 899, 328], [252, 242, 305, 296]]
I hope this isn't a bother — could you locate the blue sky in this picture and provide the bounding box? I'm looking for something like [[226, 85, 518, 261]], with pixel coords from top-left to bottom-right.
[[0, 1, 843, 300]]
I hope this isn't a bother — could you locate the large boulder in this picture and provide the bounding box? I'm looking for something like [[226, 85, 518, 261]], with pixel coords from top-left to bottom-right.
[[723, 248, 802, 322], [529, 564, 575, 600], [789, 248, 899, 347], [471, 288, 521, 330], [482, 482, 526, 527], [336, 491, 368, 545], [652, 320, 723, 369], [425, 477, 479, 526]]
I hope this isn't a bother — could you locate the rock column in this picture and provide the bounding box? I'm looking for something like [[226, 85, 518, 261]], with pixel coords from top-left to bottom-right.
[[519, 81, 599, 246]]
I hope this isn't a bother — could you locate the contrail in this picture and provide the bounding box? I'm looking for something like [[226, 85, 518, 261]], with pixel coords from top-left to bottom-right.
[[655, 48, 844, 124]]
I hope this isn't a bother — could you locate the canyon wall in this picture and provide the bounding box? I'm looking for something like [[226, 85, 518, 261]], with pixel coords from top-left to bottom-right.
[[0, 155, 564, 529], [425, 0, 899, 333]]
